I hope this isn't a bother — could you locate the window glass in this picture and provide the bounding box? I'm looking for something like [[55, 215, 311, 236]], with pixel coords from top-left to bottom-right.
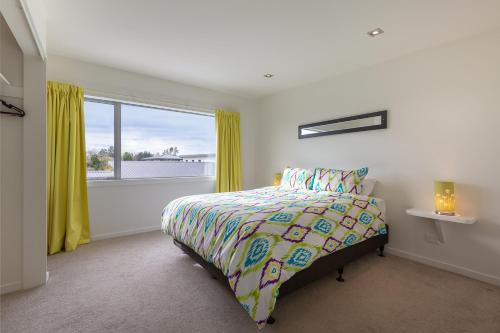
[[121, 104, 215, 178], [84, 100, 115, 179], [83, 97, 216, 180]]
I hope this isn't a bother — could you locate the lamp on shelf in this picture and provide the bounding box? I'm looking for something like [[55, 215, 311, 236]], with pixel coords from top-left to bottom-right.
[[434, 181, 455, 216], [273, 173, 282, 186]]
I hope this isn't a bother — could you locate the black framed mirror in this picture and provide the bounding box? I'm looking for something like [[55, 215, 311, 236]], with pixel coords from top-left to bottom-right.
[[298, 110, 387, 139]]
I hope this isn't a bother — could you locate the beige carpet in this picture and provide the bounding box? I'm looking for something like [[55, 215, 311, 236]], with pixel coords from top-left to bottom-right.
[[1, 231, 499, 333]]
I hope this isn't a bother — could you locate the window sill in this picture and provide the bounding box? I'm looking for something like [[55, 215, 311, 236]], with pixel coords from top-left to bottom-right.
[[87, 176, 216, 188]]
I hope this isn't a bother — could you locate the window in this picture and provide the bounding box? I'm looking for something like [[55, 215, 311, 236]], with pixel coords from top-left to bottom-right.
[[84, 100, 115, 179], [84, 97, 215, 180]]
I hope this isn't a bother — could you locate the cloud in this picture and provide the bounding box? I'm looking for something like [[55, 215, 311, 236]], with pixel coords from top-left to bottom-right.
[[84, 101, 215, 155]]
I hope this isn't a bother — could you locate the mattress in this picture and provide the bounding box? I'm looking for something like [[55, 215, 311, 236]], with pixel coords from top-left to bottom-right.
[[161, 186, 387, 328]]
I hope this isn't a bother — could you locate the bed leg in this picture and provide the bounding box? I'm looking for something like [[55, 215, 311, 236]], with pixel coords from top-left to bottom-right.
[[336, 267, 345, 282], [378, 245, 385, 257], [267, 316, 275, 324]]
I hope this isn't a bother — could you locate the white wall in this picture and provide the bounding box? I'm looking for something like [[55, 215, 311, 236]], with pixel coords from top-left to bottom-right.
[[87, 178, 215, 240], [0, 15, 24, 294], [47, 55, 257, 240], [0, 12, 46, 294], [256, 29, 500, 285], [22, 54, 46, 290]]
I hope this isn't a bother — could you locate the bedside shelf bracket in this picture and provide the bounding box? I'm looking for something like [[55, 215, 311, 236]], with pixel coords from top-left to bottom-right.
[[432, 220, 446, 243]]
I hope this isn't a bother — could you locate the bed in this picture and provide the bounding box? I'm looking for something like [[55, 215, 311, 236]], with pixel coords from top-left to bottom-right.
[[161, 186, 388, 328]]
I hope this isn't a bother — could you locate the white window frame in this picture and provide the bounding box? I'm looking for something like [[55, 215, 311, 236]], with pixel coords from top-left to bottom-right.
[[84, 96, 215, 181]]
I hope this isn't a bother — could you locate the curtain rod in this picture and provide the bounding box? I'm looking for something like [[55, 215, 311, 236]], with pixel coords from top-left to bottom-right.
[[84, 88, 216, 115]]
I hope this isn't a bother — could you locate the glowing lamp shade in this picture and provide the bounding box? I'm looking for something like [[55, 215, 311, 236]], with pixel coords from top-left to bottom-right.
[[434, 181, 455, 215], [273, 173, 282, 186]]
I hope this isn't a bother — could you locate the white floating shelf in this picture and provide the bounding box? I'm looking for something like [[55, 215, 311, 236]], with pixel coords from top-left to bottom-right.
[[0, 72, 11, 85], [406, 209, 476, 224], [0, 78, 24, 99], [406, 208, 477, 243]]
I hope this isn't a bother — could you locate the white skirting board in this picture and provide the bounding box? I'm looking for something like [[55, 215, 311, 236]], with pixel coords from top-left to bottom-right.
[[387, 247, 500, 287], [90, 225, 161, 241], [1, 281, 22, 295]]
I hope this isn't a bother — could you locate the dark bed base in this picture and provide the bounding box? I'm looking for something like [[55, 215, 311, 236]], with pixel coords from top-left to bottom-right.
[[173, 225, 389, 324]]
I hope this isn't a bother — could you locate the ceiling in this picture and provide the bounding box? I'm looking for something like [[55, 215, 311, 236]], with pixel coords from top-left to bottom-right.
[[45, 0, 500, 99]]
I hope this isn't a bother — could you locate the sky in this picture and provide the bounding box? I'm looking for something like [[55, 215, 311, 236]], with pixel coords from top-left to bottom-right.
[[84, 100, 215, 156]]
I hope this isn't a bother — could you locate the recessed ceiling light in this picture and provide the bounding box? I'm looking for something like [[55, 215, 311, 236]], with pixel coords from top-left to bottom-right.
[[367, 28, 384, 37], [264, 73, 274, 78]]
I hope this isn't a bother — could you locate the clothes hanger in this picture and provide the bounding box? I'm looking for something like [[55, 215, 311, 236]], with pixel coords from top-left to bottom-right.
[[0, 98, 25, 117]]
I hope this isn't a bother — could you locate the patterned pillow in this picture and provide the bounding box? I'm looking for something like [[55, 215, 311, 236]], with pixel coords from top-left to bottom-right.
[[312, 167, 369, 194], [280, 168, 315, 190]]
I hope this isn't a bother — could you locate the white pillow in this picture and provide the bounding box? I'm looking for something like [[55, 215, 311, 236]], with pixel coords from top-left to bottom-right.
[[360, 178, 377, 196]]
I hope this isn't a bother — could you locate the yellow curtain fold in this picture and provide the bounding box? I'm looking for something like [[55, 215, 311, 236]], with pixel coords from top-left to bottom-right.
[[215, 110, 242, 192], [47, 81, 90, 255]]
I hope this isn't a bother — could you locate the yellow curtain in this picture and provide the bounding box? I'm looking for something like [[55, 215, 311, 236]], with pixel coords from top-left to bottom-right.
[[47, 81, 90, 255], [215, 110, 242, 192]]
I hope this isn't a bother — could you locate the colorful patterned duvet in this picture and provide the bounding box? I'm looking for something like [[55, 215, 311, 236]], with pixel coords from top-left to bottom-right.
[[161, 186, 387, 328]]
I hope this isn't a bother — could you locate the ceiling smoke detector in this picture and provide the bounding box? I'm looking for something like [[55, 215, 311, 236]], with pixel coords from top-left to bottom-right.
[[263, 74, 274, 78]]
